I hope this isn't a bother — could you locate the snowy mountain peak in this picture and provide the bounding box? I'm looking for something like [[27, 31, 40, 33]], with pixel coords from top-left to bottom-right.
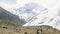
[[12, 2, 48, 21], [4, 1, 60, 30], [20, 2, 60, 30]]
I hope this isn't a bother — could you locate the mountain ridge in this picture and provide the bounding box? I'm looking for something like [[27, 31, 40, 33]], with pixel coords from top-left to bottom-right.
[[0, 7, 27, 25]]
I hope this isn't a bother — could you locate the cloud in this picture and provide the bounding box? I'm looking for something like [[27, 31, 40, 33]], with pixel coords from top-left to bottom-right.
[[0, 0, 58, 17], [16, 0, 57, 8], [0, 0, 17, 10], [0, 0, 57, 10], [16, 0, 42, 7], [0, 0, 16, 4]]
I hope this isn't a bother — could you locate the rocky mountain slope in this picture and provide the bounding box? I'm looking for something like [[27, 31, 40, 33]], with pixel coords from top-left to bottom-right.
[[0, 7, 26, 25]]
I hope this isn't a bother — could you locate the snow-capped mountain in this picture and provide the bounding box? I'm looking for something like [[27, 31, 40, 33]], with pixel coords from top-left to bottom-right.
[[11, 2, 60, 30], [12, 2, 48, 22], [2, 0, 60, 30], [18, 2, 60, 30]]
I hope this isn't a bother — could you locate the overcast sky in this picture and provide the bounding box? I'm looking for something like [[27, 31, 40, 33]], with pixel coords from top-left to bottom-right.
[[0, 0, 57, 9], [0, 0, 59, 16], [0, 0, 16, 4]]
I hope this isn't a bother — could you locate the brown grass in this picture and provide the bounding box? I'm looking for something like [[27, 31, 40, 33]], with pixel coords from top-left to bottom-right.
[[0, 20, 60, 34]]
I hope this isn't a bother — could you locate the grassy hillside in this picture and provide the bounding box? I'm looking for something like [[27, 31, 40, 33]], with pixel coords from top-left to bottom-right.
[[0, 20, 60, 34]]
